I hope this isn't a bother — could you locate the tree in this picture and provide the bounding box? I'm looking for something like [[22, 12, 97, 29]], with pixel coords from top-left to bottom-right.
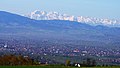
[[65, 60, 71, 66], [91, 59, 96, 66], [86, 58, 91, 66]]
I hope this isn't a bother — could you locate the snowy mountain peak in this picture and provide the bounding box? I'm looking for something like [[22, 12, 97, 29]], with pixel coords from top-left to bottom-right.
[[25, 10, 120, 27]]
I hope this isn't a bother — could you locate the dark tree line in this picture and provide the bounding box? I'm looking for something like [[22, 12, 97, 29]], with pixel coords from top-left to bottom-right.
[[85, 58, 96, 67], [65, 58, 97, 67], [0, 55, 38, 65]]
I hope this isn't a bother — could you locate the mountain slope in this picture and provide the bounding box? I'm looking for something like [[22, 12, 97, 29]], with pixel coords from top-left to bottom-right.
[[0, 11, 120, 46]]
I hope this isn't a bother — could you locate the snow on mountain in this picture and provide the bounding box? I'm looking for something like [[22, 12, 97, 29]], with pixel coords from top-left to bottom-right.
[[25, 10, 120, 27]]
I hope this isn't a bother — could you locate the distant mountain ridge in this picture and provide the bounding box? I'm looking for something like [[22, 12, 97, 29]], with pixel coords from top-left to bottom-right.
[[25, 10, 120, 27], [0, 11, 120, 47]]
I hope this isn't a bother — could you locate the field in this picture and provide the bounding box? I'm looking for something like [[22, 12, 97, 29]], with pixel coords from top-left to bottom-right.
[[0, 65, 119, 68]]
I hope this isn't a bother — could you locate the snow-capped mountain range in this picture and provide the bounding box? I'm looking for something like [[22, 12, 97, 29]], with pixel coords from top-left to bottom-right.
[[25, 10, 120, 27]]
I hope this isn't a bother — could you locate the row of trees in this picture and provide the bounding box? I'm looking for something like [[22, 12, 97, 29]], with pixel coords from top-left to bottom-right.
[[0, 55, 38, 65], [83, 58, 96, 67], [65, 58, 97, 67]]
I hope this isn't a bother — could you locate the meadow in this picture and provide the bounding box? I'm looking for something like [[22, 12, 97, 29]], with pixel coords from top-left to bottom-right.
[[0, 65, 119, 68]]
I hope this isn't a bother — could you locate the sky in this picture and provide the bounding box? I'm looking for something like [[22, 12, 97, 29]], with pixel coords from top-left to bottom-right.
[[0, 0, 120, 19]]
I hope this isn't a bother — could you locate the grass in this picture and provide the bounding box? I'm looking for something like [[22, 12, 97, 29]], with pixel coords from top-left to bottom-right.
[[0, 65, 119, 68]]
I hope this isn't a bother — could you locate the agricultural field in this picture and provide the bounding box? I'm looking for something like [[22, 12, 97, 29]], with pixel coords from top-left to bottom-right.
[[0, 65, 119, 68]]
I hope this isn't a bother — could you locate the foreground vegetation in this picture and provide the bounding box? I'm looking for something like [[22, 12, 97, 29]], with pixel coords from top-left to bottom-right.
[[0, 65, 119, 68], [0, 55, 119, 68]]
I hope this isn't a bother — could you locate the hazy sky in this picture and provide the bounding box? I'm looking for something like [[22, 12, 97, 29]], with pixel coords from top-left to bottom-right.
[[0, 0, 120, 19]]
